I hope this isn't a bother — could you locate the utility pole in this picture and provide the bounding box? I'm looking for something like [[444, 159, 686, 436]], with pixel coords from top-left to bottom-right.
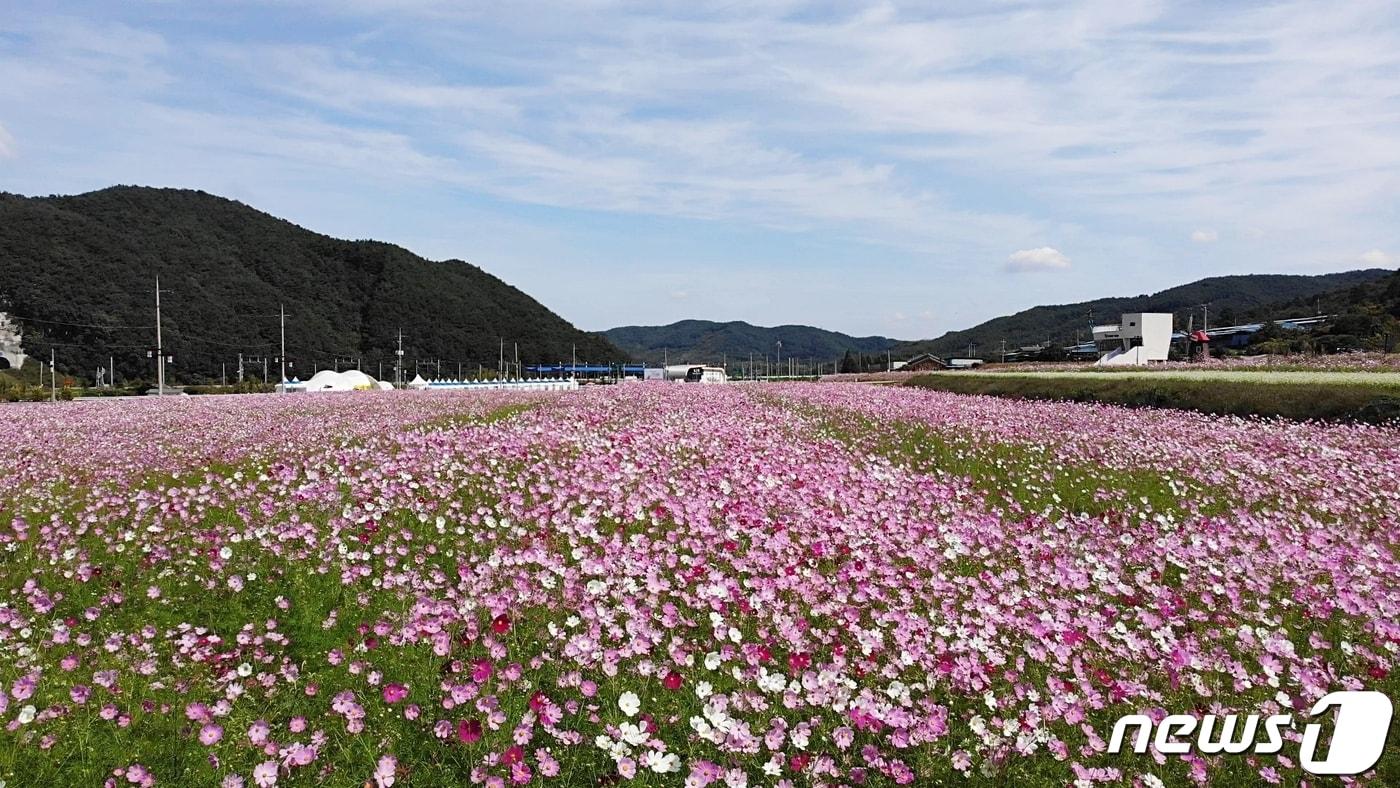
[[50, 349, 56, 402], [498, 338, 504, 377], [221, 363, 227, 386], [237, 353, 244, 384], [278, 303, 287, 390], [776, 340, 782, 379], [513, 342, 518, 379], [1000, 340, 1007, 363], [571, 344, 577, 379], [395, 328, 405, 387], [1201, 303, 1210, 333], [155, 277, 165, 397], [109, 356, 115, 389]]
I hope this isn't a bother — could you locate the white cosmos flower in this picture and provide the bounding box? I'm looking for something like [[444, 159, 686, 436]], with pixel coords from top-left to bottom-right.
[[619, 722, 648, 745], [618, 691, 641, 717], [647, 752, 680, 773]]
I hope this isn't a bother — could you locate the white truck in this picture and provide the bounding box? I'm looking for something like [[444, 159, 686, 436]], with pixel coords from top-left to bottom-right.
[[663, 364, 728, 384]]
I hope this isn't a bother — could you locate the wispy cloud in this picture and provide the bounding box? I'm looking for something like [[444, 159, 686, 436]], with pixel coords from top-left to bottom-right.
[[1, 1, 1397, 336], [1005, 247, 1071, 273], [1359, 249, 1393, 266]]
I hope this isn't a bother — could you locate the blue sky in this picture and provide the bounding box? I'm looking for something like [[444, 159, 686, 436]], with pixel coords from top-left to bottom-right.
[[2, 1, 1397, 339]]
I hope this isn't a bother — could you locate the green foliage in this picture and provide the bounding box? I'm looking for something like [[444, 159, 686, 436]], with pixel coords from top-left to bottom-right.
[[905, 373, 1400, 423], [0, 187, 623, 385]]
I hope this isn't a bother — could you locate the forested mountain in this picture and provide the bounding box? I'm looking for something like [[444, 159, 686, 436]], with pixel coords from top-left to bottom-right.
[[0, 186, 620, 384], [1248, 268, 1400, 353], [603, 319, 900, 366], [891, 270, 1393, 358]]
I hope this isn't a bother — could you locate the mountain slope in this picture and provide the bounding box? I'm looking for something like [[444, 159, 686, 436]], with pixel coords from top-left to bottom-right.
[[603, 319, 900, 365], [0, 186, 620, 383], [893, 270, 1393, 358]]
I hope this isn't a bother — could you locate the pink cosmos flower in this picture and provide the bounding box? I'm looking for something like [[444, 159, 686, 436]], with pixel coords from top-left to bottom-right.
[[381, 683, 408, 704], [471, 659, 493, 683], [251, 761, 277, 787], [373, 754, 397, 788], [457, 719, 482, 743]]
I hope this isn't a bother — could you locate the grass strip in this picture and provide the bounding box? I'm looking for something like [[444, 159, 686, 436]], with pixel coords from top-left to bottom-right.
[[905, 373, 1400, 423]]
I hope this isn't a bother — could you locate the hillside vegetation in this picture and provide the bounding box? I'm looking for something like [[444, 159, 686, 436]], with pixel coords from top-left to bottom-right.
[[893, 270, 1393, 358], [0, 187, 620, 384], [603, 319, 899, 365]]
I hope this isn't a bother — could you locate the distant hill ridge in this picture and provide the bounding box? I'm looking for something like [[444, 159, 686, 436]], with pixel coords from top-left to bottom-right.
[[603, 319, 900, 366], [890, 270, 1393, 358], [0, 186, 621, 383], [603, 270, 1395, 365]]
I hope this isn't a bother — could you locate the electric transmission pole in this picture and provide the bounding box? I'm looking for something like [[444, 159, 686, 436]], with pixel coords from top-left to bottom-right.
[[278, 303, 287, 390], [155, 277, 165, 396], [395, 328, 405, 387]]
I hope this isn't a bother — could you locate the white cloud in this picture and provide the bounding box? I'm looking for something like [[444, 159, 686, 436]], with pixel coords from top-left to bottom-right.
[[1005, 247, 1071, 272], [669, 290, 690, 300], [1358, 249, 1392, 266], [5, 2, 1400, 336]]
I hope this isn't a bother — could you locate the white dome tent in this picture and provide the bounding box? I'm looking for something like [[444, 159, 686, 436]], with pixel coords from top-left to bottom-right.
[[280, 369, 392, 393]]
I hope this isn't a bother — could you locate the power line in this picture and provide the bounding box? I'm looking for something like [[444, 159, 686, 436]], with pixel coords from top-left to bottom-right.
[[3, 314, 154, 330]]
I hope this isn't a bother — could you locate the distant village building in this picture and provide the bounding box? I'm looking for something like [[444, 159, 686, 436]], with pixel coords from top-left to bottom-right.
[[900, 353, 946, 372], [899, 353, 984, 371], [1092, 313, 1172, 365], [0, 312, 26, 371]]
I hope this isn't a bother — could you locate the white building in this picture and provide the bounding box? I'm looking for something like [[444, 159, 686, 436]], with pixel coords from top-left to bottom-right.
[[0, 312, 26, 372], [1093, 313, 1172, 365]]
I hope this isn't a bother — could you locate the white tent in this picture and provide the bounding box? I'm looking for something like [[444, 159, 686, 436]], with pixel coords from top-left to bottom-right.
[[407, 374, 430, 390], [298, 369, 387, 392]]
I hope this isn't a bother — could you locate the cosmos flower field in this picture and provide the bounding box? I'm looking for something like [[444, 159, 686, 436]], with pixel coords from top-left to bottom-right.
[[0, 385, 1396, 787]]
